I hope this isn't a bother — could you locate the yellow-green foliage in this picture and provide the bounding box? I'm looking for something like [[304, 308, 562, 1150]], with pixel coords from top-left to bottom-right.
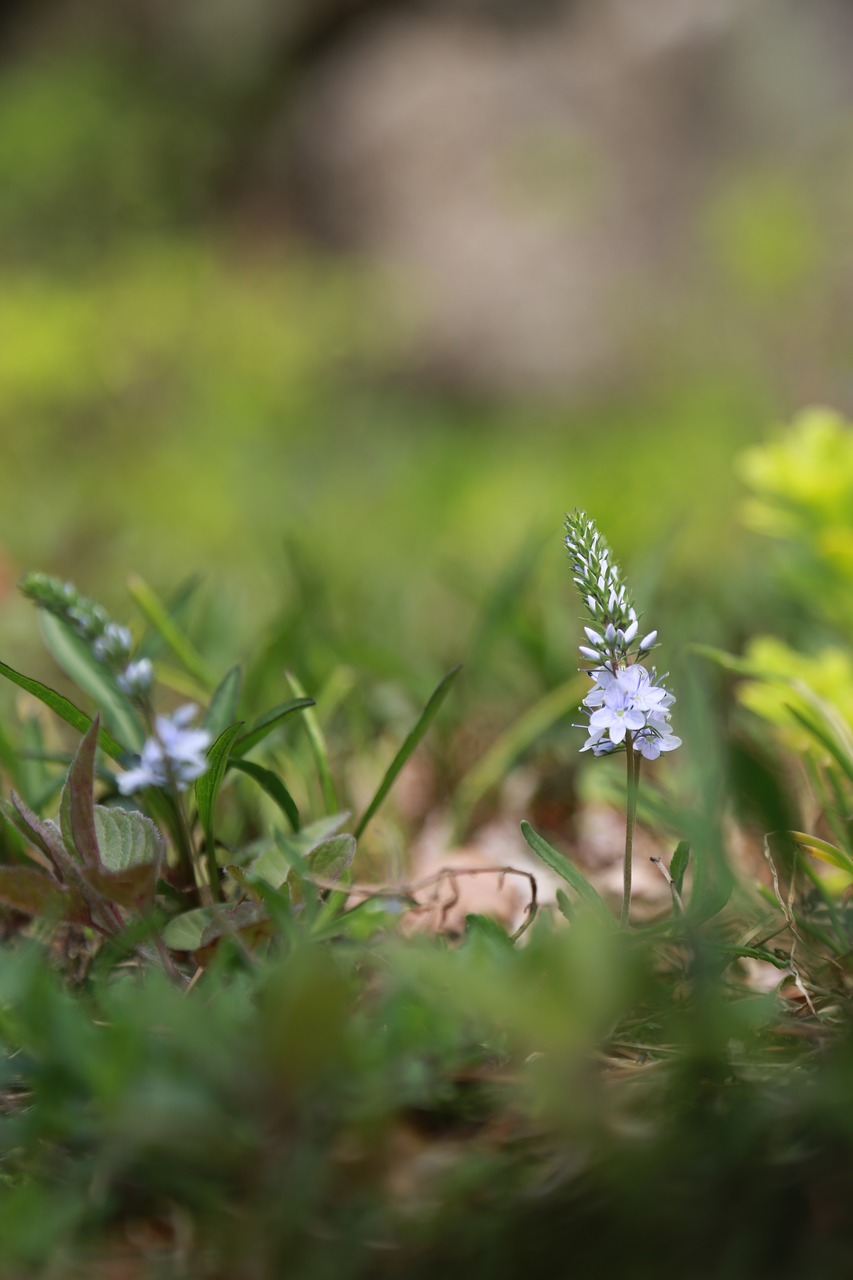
[[738, 635, 853, 755], [738, 406, 853, 577]]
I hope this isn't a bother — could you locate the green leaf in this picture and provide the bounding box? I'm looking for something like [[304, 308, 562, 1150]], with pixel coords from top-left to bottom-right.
[[464, 913, 512, 945], [0, 660, 127, 762], [789, 830, 853, 876], [162, 901, 272, 953], [161, 906, 218, 951], [230, 698, 316, 759], [127, 573, 214, 687], [354, 664, 463, 839], [204, 666, 242, 742], [0, 865, 89, 923], [306, 834, 355, 883], [250, 814, 352, 888], [670, 841, 691, 897], [59, 717, 101, 867], [520, 820, 612, 926], [194, 722, 245, 877], [230, 758, 300, 831], [39, 613, 143, 750], [276, 812, 351, 859], [555, 887, 575, 923]]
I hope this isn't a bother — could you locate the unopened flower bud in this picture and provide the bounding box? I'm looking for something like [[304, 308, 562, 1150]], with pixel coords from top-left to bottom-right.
[[579, 646, 601, 662], [639, 631, 658, 650]]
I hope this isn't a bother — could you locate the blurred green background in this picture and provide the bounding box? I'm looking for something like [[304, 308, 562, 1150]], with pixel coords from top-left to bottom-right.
[[1, 0, 851, 678]]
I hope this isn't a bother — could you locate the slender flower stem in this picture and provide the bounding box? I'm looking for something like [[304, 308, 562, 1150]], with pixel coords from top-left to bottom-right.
[[620, 736, 641, 929]]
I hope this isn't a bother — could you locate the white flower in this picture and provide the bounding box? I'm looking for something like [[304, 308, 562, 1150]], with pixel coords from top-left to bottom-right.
[[117, 704, 212, 794], [117, 658, 154, 696]]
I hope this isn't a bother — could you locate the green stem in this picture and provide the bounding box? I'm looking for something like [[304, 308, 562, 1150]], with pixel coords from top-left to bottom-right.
[[620, 736, 641, 929]]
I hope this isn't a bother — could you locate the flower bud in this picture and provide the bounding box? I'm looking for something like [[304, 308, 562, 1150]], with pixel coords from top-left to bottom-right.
[[579, 646, 602, 662], [584, 627, 604, 647], [639, 631, 658, 650]]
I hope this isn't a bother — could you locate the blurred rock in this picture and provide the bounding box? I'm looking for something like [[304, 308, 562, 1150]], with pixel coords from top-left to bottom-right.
[[287, 0, 747, 394]]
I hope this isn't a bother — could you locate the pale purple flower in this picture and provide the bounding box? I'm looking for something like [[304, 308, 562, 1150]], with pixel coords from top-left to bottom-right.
[[117, 704, 212, 794]]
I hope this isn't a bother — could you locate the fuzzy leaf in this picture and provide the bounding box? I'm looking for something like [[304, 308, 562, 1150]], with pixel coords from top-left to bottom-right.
[[162, 901, 273, 954], [93, 806, 164, 872], [59, 718, 101, 867], [306, 834, 356, 883], [0, 865, 89, 923]]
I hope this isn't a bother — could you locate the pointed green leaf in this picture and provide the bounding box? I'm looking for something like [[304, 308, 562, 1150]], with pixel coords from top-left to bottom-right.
[[194, 722, 245, 872], [230, 758, 300, 831], [354, 664, 462, 839], [555, 887, 575, 923], [162, 901, 272, 953], [520, 821, 613, 926], [670, 841, 691, 897], [230, 697, 316, 759], [204, 666, 242, 742], [39, 613, 143, 749], [0, 660, 127, 762]]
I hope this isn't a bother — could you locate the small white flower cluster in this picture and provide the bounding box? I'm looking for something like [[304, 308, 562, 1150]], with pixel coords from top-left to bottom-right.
[[580, 665, 681, 759], [117, 705, 212, 795], [19, 574, 154, 699], [565, 510, 680, 760]]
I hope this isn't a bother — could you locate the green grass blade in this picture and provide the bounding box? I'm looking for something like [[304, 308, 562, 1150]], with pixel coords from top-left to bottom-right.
[[789, 830, 853, 876], [127, 573, 214, 687], [204, 666, 242, 742], [354, 664, 462, 840], [230, 759, 300, 832], [230, 697, 315, 759], [520, 820, 613, 926], [0, 659, 128, 763], [286, 671, 338, 814], [39, 613, 143, 750]]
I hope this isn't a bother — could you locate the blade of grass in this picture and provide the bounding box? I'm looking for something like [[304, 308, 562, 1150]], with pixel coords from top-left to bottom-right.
[[286, 672, 337, 814], [355, 664, 462, 840], [127, 573, 214, 688]]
